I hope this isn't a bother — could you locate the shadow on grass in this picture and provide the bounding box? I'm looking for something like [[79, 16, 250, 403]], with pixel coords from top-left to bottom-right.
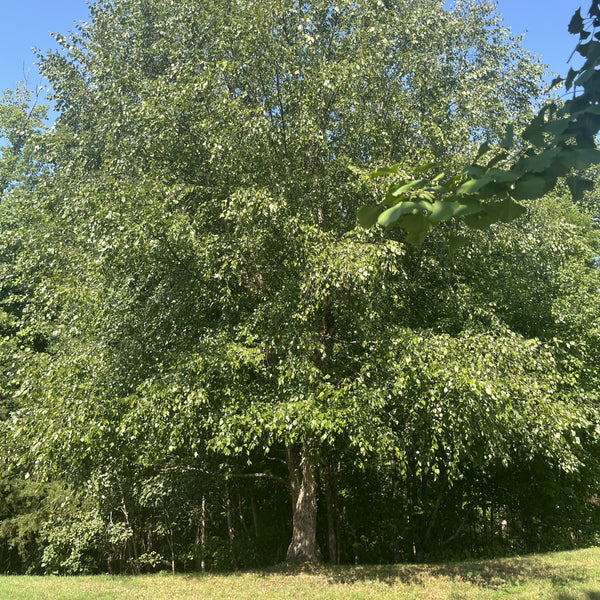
[[260, 553, 591, 591], [556, 593, 600, 600]]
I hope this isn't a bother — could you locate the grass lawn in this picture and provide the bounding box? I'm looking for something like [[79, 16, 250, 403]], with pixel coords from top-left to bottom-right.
[[2, 547, 600, 600]]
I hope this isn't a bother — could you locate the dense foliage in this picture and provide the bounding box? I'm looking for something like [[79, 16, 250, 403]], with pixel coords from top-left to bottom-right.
[[0, 0, 599, 573]]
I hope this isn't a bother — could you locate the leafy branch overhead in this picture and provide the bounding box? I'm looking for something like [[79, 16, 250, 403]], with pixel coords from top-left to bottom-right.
[[359, 0, 600, 244]]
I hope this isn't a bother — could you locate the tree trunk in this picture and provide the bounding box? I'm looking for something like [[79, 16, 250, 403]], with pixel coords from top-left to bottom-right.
[[250, 491, 259, 538], [324, 458, 340, 564], [224, 477, 238, 570], [195, 495, 207, 573], [118, 485, 139, 573], [167, 524, 175, 573], [286, 444, 320, 563]]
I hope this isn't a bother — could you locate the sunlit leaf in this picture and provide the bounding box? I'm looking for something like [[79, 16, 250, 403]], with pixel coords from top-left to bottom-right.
[[370, 163, 402, 178], [377, 200, 431, 227], [456, 177, 490, 195], [428, 199, 482, 223]]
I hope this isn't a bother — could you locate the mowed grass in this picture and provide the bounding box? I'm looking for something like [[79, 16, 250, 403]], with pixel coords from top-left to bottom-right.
[[2, 547, 600, 600]]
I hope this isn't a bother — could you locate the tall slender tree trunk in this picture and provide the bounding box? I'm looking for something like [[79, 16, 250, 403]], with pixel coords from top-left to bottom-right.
[[195, 495, 207, 573], [167, 524, 176, 573], [250, 491, 259, 538], [118, 484, 139, 573], [224, 477, 238, 570], [324, 457, 340, 564], [286, 444, 320, 563]]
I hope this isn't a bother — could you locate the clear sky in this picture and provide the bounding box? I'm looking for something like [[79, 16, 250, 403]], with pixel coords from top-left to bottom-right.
[[0, 0, 589, 96], [496, 0, 583, 79], [0, 1, 89, 93]]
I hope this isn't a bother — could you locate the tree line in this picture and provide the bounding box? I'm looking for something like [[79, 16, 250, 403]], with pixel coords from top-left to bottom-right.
[[1, 0, 600, 573]]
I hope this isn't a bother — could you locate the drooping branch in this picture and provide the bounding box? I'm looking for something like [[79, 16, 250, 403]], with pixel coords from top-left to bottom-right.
[[358, 1, 600, 244]]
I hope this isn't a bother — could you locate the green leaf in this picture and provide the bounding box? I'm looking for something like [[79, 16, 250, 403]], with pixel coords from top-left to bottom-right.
[[560, 148, 600, 170], [521, 123, 546, 148], [370, 163, 402, 178], [580, 104, 600, 116], [463, 212, 492, 230], [566, 67, 580, 90], [455, 167, 517, 197], [568, 8, 584, 35], [357, 205, 382, 228], [493, 197, 527, 223], [456, 177, 490, 196], [499, 124, 514, 150], [428, 199, 482, 224], [385, 179, 428, 204], [447, 235, 469, 256], [472, 182, 510, 199], [519, 147, 563, 174], [465, 164, 487, 178], [398, 213, 431, 245], [485, 168, 520, 183], [543, 117, 572, 137], [545, 159, 570, 179], [446, 173, 464, 191], [486, 151, 509, 168], [413, 162, 436, 175], [377, 200, 431, 228], [463, 198, 526, 229], [512, 175, 547, 200], [577, 40, 600, 62], [474, 141, 491, 162], [566, 175, 595, 201], [393, 179, 428, 194]]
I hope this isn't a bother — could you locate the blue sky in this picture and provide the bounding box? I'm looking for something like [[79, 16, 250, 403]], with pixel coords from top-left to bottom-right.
[[0, 1, 89, 93], [0, 0, 588, 96], [496, 0, 583, 78]]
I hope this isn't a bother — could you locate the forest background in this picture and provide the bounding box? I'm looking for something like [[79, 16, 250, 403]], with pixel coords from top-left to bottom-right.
[[1, 0, 600, 574]]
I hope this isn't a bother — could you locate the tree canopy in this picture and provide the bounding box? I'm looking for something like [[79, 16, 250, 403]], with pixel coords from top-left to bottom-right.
[[0, 0, 599, 572]]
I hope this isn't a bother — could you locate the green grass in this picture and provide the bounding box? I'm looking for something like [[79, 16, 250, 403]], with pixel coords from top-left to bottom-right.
[[2, 547, 600, 600]]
